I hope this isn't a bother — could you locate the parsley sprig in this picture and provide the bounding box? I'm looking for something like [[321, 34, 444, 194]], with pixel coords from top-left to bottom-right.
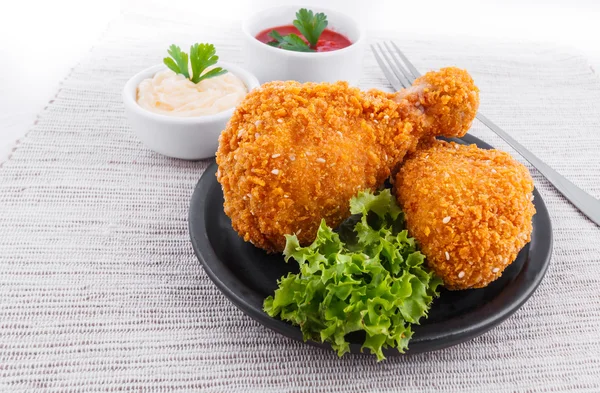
[[267, 31, 314, 52], [163, 43, 227, 84], [268, 8, 329, 52], [294, 8, 328, 48]]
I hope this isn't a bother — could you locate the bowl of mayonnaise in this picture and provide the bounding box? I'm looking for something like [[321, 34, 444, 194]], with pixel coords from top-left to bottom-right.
[[123, 62, 260, 160]]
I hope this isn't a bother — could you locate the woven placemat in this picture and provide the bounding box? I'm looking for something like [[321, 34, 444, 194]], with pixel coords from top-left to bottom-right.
[[1, 15, 599, 392]]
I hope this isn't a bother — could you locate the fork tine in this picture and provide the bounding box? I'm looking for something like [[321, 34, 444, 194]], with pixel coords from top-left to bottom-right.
[[370, 44, 403, 91], [383, 42, 416, 84], [391, 42, 422, 79], [376, 43, 411, 88]]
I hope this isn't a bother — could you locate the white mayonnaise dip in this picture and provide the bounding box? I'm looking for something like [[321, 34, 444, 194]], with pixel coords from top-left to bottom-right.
[[136, 69, 247, 117]]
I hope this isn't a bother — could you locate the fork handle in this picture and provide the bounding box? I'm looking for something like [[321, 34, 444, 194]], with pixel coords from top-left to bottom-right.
[[476, 113, 600, 226]]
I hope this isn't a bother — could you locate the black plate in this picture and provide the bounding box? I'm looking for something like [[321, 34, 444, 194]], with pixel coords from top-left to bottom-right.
[[188, 134, 553, 356]]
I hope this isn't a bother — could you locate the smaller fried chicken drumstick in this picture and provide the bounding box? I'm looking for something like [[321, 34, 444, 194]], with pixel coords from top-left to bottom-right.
[[395, 140, 536, 290]]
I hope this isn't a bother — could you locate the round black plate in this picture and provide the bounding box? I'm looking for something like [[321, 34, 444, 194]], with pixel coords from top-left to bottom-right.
[[188, 134, 553, 356]]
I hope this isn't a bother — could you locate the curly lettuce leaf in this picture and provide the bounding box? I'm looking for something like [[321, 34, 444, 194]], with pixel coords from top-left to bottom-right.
[[264, 189, 441, 361]]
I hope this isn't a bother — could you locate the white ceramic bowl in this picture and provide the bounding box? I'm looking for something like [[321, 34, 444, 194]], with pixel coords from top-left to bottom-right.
[[242, 5, 366, 84], [123, 63, 260, 160]]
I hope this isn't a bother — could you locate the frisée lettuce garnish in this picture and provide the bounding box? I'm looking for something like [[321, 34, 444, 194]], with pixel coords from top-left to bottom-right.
[[263, 189, 441, 361]]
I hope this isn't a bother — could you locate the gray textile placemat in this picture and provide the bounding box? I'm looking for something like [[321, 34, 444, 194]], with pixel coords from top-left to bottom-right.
[[1, 15, 600, 392]]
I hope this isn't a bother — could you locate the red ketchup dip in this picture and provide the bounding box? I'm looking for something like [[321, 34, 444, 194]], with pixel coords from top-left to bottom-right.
[[256, 25, 352, 52]]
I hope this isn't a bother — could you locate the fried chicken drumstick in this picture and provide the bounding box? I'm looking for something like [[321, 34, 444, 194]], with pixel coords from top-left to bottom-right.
[[216, 67, 479, 252], [395, 140, 535, 290]]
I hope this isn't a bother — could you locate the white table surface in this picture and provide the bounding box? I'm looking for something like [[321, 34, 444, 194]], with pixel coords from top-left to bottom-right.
[[1, 0, 599, 164]]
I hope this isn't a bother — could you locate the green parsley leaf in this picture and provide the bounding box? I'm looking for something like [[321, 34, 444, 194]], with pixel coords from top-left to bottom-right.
[[293, 8, 328, 48], [264, 189, 442, 361], [267, 30, 314, 52], [189, 43, 227, 83], [163, 42, 227, 84], [164, 45, 189, 79]]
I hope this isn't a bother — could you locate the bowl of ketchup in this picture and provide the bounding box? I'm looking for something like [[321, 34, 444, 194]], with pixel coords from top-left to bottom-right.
[[242, 5, 366, 84]]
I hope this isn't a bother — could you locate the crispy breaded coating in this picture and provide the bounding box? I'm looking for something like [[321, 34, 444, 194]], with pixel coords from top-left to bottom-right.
[[395, 140, 536, 290], [396, 67, 480, 137], [216, 68, 479, 253]]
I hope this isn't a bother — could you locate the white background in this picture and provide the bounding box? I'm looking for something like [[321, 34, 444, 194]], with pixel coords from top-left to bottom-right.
[[1, 0, 599, 164]]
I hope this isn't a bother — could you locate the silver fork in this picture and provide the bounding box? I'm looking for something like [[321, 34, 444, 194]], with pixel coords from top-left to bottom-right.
[[372, 41, 600, 227]]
